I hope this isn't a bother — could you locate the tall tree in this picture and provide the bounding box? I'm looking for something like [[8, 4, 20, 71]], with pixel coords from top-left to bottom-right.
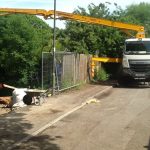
[[0, 14, 52, 87], [125, 2, 150, 37], [61, 3, 134, 57]]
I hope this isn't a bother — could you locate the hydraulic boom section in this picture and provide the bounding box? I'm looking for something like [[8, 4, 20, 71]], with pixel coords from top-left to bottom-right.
[[0, 8, 145, 38]]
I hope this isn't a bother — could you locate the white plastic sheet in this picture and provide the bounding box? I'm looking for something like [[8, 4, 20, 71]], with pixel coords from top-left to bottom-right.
[[12, 88, 27, 107]]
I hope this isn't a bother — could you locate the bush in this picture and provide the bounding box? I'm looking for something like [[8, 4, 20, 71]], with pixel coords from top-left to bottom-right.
[[94, 67, 109, 81]]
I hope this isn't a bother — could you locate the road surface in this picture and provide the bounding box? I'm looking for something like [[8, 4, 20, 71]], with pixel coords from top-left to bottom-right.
[[12, 85, 150, 150]]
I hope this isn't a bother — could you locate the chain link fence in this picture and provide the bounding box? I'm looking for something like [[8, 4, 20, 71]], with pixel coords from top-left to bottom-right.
[[42, 52, 91, 91]]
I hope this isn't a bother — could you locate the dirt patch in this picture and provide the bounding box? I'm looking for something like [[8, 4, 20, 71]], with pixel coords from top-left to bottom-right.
[[0, 105, 12, 115], [94, 87, 113, 100], [50, 109, 63, 114]]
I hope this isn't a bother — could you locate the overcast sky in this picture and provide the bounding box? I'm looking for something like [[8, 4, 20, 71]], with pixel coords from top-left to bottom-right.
[[0, 0, 150, 28]]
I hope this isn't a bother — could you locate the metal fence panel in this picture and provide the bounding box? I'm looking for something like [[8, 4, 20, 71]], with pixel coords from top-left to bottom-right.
[[42, 52, 53, 89], [42, 52, 90, 91]]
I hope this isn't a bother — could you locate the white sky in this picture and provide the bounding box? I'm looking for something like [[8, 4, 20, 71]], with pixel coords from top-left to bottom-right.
[[0, 0, 150, 28]]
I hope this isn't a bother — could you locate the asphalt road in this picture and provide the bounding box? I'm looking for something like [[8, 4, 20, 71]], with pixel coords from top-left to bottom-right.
[[12, 85, 150, 150]]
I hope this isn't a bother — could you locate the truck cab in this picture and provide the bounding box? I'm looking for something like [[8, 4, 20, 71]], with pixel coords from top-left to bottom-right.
[[122, 38, 150, 81]]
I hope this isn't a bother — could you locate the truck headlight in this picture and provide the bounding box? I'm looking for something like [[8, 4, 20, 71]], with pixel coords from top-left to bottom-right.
[[122, 57, 129, 68]]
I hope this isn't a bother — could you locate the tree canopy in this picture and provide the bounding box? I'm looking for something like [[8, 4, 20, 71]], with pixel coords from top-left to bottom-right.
[[60, 3, 139, 57], [0, 14, 52, 87], [126, 2, 150, 37]]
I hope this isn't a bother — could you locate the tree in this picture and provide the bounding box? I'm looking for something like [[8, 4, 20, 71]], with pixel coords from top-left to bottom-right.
[[125, 2, 150, 37], [61, 3, 132, 57], [0, 14, 52, 87]]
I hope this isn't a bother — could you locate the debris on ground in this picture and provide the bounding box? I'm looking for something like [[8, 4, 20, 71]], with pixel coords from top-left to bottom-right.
[[0, 83, 51, 111], [12, 88, 27, 108], [0, 96, 12, 108], [86, 98, 100, 104], [0, 83, 27, 108], [0, 83, 16, 90]]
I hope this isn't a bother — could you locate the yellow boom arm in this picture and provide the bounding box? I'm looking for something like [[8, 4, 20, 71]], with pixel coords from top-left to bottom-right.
[[0, 8, 145, 38]]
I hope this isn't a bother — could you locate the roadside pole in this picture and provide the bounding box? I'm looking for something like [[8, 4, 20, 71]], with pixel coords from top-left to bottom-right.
[[52, 0, 56, 95]]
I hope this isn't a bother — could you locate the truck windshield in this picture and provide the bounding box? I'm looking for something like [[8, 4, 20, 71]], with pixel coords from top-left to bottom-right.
[[125, 41, 150, 53]]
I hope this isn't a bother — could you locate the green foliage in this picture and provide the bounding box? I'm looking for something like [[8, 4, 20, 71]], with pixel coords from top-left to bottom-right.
[[61, 79, 73, 89], [0, 14, 52, 87], [125, 2, 150, 36], [60, 2, 150, 57], [94, 67, 109, 81], [62, 3, 128, 57]]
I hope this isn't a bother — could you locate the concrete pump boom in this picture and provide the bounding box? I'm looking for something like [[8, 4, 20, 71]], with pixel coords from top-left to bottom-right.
[[0, 8, 145, 38]]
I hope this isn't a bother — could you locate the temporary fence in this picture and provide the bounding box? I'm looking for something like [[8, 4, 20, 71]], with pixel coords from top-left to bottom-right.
[[42, 52, 91, 91]]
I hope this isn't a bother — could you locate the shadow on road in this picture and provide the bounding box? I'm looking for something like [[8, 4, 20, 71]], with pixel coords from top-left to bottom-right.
[[113, 81, 150, 89], [144, 138, 150, 150], [0, 108, 61, 150], [91, 80, 117, 87]]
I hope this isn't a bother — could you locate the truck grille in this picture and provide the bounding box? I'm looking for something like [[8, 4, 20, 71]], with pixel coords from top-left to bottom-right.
[[129, 60, 150, 73]]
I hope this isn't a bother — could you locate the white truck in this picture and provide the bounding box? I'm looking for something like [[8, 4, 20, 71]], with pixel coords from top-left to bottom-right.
[[121, 38, 150, 83]]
